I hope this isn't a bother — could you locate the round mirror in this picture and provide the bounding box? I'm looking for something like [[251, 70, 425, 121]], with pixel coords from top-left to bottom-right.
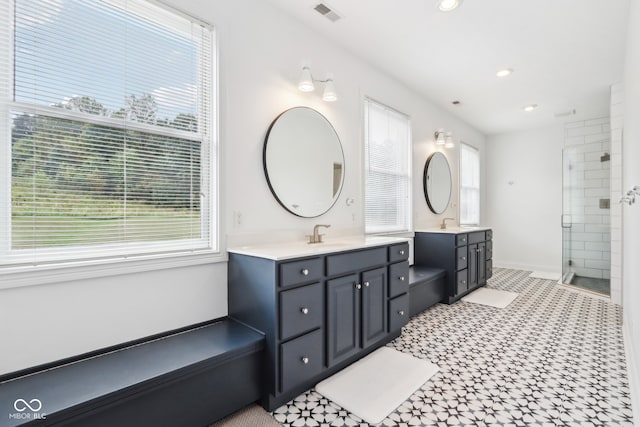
[[264, 107, 345, 217], [424, 152, 452, 214]]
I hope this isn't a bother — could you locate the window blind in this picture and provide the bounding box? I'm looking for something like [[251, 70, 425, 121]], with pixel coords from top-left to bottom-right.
[[0, 0, 216, 267], [364, 99, 412, 234], [460, 142, 480, 225]]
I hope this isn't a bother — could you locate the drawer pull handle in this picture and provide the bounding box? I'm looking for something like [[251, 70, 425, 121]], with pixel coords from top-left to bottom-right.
[[301, 268, 309, 276], [301, 357, 309, 364], [462, 280, 467, 284], [399, 276, 405, 281], [398, 310, 405, 316], [301, 307, 309, 315], [399, 250, 405, 255], [462, 256, 466, 261], [364, 281, 370, 287], [356, 283, 362, 290]]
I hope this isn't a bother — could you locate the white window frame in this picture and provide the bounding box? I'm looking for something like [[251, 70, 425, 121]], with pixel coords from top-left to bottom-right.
[[459, 142, 480, 226], [0, 0, 220, 286], [363, 98, 412, 234]]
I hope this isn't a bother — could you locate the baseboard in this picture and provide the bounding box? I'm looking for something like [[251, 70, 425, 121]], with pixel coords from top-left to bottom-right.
[[492, 260, 560, 274], [623, 313, 640, 424]]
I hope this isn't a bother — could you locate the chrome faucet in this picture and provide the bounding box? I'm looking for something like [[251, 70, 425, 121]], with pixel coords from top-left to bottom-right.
[[307, 224, 331, 244], [440, 217, 456, 229]]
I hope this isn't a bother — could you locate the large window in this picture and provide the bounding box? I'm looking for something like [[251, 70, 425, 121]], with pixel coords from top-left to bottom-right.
[[0, 0, 216, 268], [364, 99, 412, 234], [460, 142, 480, 225]]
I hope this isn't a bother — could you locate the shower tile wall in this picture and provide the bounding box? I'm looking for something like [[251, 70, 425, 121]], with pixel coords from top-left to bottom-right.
[[610, 83, 624, 304], [564, 118, 611, 280]]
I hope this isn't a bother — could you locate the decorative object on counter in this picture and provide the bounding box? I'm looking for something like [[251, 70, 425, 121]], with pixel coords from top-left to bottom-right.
[[315, 347, 439, 424], [433, 128, 454, 148], [461, 287, 519, 308], [298, 66, 337, 102], [423, 152, 452, 214], [264, 107, 344, 217]]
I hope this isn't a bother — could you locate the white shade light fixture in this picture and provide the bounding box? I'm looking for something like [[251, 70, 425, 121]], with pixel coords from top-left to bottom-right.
[[297, 66, 338, 102], [523, 104, 538, 112], [437, 0, 462, 12], [434, 129, 454, 148], [298, 67, 315, 92], [444, 132, 455, 148]]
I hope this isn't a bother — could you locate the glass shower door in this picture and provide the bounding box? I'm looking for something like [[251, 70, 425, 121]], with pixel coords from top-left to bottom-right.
[[561, 144, 611, 294]]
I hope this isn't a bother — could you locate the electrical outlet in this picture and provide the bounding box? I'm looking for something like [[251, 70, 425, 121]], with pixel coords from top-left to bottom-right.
[[234, 211, 242, 226]]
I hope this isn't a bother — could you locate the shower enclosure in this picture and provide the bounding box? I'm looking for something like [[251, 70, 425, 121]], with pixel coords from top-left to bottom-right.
[[562, 123, 611, 295]]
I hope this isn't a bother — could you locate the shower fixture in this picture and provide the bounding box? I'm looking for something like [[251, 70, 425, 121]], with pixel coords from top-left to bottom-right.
[[620, 185, 640, 206]]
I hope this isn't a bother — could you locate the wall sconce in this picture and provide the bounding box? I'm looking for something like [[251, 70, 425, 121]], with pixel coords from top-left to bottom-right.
[[434, 129, 454, 148], [298, 66, 338, 102]]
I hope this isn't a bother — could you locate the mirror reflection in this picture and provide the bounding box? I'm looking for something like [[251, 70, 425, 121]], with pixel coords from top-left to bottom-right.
[[264, 107, 344, 217], [424, 152, 452, 214]]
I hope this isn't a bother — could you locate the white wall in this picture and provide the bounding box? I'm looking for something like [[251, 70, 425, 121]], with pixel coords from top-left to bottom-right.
[[204, 1, 486, 246], [0, 0, 485, 375], [621, 0, 640, 419], [485, 125, 564, 273]]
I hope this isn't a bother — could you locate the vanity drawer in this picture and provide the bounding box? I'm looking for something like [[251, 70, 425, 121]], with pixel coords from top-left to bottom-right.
[[455, 234, 468, 246], [327, 247, 387, 277], [389, 243, 410, 263], [280, 282, 323, 340], [388, 261, 409, 298], [456, 270, 468, 294], [469, 231, 486, 244], [486, 259, 493, 279], [388, 293, 409, 332], [279, 257, 323, 288], [280, 329, 323, 392], [486, 240, 493, 260], [486, 230, 493, 240], [456, 246, 468, 270]]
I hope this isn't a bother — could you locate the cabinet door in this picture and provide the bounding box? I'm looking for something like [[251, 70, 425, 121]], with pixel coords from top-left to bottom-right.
[[361, 267, 387, 349], [478, 242, 487, 285], [468, 243, 478, 288], [327, 274, 360, 366]]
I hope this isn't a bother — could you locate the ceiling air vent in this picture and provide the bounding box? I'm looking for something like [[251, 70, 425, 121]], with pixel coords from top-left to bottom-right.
[[314, 3, 342, 22]]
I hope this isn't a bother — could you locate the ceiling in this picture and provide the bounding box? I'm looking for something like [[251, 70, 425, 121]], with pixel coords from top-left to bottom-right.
[[265, 0, 630, 135]]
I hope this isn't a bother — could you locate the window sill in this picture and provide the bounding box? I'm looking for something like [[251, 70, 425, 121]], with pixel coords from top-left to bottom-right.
[[0, 251, 227, 290]]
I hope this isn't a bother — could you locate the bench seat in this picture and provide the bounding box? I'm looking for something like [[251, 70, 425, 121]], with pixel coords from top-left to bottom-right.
[[409, 266, 447, 317], [0, 319, 264, 427]]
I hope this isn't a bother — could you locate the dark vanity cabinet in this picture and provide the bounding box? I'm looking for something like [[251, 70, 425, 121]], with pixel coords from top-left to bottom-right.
[[414, 229, 493, 303], [228, 241, 409, 411]]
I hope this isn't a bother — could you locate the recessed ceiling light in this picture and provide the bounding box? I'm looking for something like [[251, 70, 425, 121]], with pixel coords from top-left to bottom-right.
[[496, 68, 513, 78], [438, 0, 462, 12], [523, 104, 538, 112]]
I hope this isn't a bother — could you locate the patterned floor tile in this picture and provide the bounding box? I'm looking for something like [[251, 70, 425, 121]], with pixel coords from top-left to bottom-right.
[[271, 269, 634, 426]]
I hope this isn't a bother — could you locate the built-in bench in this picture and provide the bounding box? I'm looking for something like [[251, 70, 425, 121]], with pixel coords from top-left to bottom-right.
[[0, 319, 264, 427], [408, 266, 447, 317]]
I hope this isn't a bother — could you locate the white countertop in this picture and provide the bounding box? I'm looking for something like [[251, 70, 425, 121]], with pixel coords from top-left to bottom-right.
[[227, 235, 411, 261], [414, 226, 491, 234]]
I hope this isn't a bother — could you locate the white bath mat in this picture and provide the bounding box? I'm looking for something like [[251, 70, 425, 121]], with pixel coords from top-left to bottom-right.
[[315, 347, 439, 424], [461, 287, 519, 308], [529, 270, 561, 281]]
